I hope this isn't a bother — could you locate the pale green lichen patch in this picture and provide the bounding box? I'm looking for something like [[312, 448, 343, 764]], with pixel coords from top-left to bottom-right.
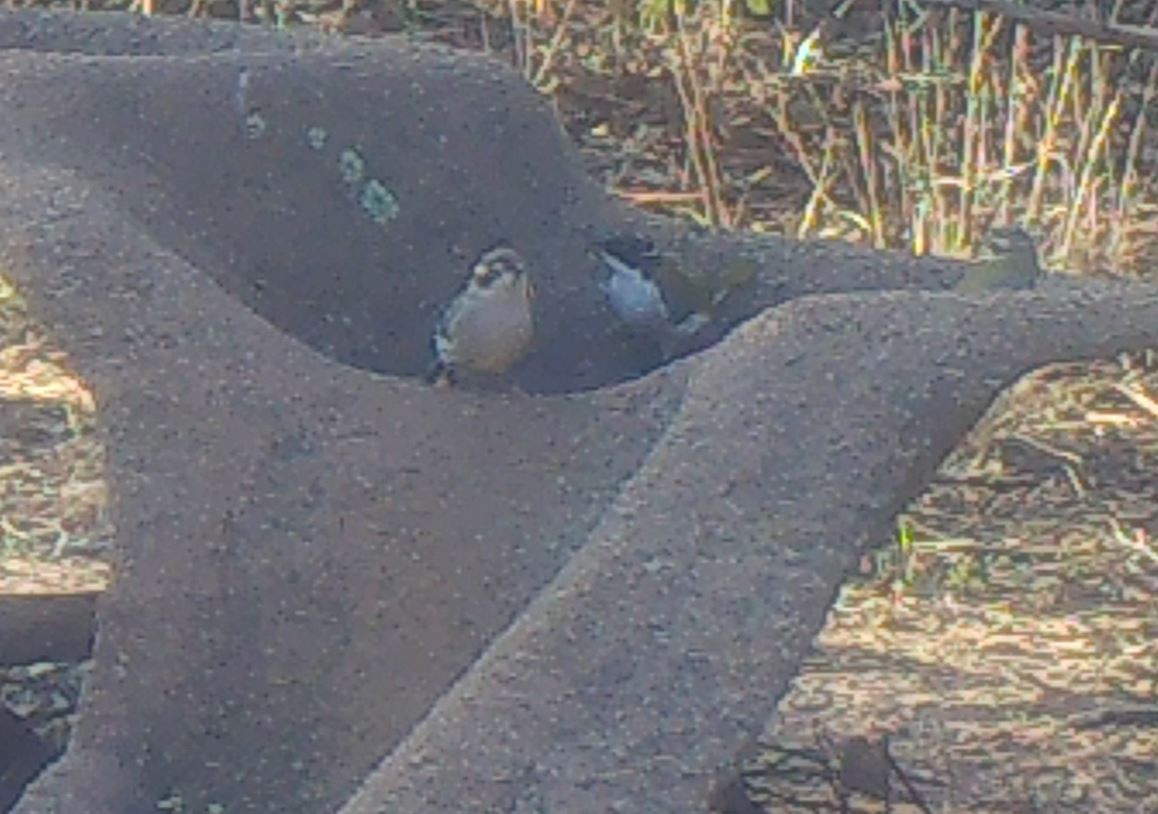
[[338, 148, 366, 186], [360, 179, 400, 223], [243, 111, 267, 140], [305, 126, 329, 151]]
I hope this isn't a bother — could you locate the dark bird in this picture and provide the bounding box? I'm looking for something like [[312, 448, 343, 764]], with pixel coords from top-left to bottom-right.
[[954, 226, 1044, 294]]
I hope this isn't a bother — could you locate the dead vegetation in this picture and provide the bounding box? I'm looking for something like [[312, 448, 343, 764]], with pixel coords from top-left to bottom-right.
[[0, 277, 109, 592], [6, 0, 1155, 269], [376, 0, 1158, 274], [745, 356, 1158, 812]]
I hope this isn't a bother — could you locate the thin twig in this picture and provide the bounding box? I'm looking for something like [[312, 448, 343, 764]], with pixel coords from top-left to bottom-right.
[[1107, 518, 1158, 566], [1113, 382, 1158, 420], [530, 0, 580, 89], [922, 0, 1158, 53]]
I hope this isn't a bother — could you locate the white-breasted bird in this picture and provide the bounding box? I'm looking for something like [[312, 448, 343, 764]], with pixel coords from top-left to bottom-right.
[[593, 236, 718, 357], [596, 239, 671, 331], [427, 245, 535, 385]]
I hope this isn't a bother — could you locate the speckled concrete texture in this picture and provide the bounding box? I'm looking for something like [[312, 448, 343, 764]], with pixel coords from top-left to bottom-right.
[[336, 287, 1158, 813], [0, 9, 1156, 814]]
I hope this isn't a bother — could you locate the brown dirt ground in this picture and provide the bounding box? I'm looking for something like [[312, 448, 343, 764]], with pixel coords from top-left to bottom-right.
[[0, 276, 110, 596], [746, 356, 1158, 812]]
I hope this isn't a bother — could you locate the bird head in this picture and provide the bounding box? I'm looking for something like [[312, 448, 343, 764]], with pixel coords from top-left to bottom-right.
[[471, 246, 533, 300], [594, 235, 663, 275], [954, 226, 1044, 293], [591, 237, 670, 329], [981, 226, 1037, 259]]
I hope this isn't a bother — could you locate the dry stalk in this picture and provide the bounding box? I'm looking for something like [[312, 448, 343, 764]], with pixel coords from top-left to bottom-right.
[[1062, 89, 1121, 258], [958, 10, 1004, 247], [506, 0, 538, 80], [615, 190, 703, 205], [798, 131, 838, 238], [1026, 35, 1078, 226], [923, 13, 950, 250], [654, 0, 1153, 266], [852, 99, 885, 247], [1110, 0, 1158, 268], [668, 44, 712, 223], [1061, 44, 1104, 247], [925, 0, 1158, 53], [883, 5, 914, 245], [530, 0, 580, 90], [1112, 62, 1157, 266], [670, 12, 730, 227], [995, 22, 1031, 224]]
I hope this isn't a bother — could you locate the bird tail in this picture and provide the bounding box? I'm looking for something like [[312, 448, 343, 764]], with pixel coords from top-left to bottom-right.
[[424, 359, 454, 386]]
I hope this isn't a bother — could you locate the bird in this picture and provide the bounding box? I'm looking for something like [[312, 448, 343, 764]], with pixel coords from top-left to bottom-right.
[[427, 245, 535, 385], [954, 226, 1044, 294], [592, 235, 724, 357], [594, 236, 671, 332]]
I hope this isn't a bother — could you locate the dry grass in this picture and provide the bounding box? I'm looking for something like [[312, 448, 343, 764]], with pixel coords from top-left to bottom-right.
[[12, 0, 1154, 269], [527, 0, 1158, 273], [0, 278, 110, 593], [745, 356, 1158, 812]]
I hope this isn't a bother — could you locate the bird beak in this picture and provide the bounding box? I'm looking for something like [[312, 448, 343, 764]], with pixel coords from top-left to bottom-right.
[[596, 250, 635, 277]]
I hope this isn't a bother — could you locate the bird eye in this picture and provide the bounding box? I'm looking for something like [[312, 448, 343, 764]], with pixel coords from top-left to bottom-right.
[[472, 265, 499, 286], [471, 247, 526, 288]]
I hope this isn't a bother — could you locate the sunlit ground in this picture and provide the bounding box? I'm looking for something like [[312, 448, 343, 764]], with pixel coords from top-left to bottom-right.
[[749, 357, 1158, 812], [0, 277, 111, 596]]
